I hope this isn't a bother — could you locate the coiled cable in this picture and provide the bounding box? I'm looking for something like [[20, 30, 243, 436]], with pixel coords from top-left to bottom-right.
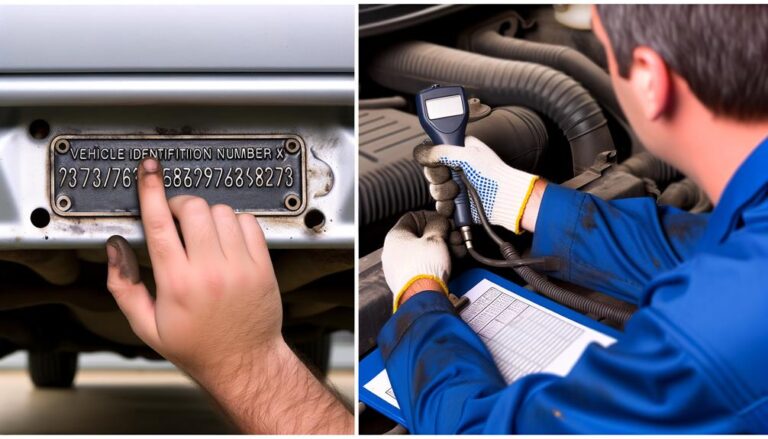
[[459, 172, 634, 324]]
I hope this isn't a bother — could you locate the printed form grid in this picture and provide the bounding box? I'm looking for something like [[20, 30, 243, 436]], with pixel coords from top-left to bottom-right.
[[379, 286, 585, 398], [459, 287, 583, 383]]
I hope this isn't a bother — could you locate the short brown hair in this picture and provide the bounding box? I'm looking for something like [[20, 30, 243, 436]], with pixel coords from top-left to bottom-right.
[[596, 5, 768, 120]]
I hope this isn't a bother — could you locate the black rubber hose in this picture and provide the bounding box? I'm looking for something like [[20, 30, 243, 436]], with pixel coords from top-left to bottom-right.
[[360, 106, 549, 225], [467, 106, 548, 172], [462, 172, 634, 324], [615, 152, 681, 186], [368, 41, 615, 175], [360, 159, 428, 226], [466, 29, 626, 122]]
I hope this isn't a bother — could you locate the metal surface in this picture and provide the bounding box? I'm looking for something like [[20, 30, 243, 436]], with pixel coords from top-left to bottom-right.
[[50, 135, 306, 217], [0, 75, 354, 107], [0, 106, 354, 249], [0, 4, 354, 73]]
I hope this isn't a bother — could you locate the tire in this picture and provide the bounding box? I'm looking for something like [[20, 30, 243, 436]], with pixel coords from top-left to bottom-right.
[[27, 351, 78, 388]]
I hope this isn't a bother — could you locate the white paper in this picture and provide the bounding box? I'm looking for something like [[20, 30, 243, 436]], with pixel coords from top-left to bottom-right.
[[363, 278, 617, 408], [363, 369, 400, 409]]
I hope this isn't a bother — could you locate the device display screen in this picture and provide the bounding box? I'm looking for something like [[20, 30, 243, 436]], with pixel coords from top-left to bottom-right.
[[425, 95, 464, 120]]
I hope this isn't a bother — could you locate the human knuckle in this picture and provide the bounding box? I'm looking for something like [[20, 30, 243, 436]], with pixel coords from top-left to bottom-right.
[[211, 204, 234, 218], [106, 278, 123, 295], [145, 217, 170, 236], [203, 271, 225, 291], [182, 197, 209, 214]]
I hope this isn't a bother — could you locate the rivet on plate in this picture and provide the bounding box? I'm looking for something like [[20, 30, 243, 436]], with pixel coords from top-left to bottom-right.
[[54, 139, 71, 154], [283, 194, 301, 211], [284, 139, 300, 154], [55, 195, 72, 212]]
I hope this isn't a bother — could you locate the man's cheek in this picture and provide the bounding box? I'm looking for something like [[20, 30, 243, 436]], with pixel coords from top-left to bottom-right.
[[612, 80, 666, 157]]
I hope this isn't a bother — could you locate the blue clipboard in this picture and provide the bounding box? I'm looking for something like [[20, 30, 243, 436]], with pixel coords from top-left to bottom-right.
[[359, 268, 624, 425]]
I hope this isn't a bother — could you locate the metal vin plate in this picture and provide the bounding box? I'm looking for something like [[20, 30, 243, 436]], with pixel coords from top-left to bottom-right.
[[50, 135, 306, 217]]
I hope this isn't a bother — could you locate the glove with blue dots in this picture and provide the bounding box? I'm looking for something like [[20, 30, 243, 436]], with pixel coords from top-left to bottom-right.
[[414, 136, 539, 234]]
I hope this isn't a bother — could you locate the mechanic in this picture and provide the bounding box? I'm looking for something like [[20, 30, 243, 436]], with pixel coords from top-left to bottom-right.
[[379, 5, 768, 433], [104, 157, 354, 434]]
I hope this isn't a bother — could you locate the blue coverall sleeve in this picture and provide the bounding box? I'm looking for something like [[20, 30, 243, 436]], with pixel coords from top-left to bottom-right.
[[530, 184, 708, 304], [379, 290, 742, 434]]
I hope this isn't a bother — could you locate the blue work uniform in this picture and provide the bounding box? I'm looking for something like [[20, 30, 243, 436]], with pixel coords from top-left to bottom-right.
[[378, 136, 768, 433]]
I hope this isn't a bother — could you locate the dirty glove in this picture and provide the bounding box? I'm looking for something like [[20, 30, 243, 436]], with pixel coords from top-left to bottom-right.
[[415, 136, 539, 234], [382, 211, 451, 313]]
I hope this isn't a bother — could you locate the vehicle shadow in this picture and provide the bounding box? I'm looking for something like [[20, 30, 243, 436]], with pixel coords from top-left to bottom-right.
[[0, 371, 238, 434]]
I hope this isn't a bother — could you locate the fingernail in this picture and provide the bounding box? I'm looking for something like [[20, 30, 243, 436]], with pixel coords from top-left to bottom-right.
[[142, 158, 159, 173], [106, 240, 120, 267], [106, 235, 141, 283]]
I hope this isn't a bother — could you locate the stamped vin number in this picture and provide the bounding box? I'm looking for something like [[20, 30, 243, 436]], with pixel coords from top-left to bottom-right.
[[50, 135, 306, 216]]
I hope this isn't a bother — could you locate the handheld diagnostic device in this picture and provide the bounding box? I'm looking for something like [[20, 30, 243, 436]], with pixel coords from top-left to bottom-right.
[[415, 85, 472, 228]]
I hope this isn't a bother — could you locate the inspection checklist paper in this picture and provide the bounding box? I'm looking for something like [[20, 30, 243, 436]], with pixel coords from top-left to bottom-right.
[[363, 278, 617, 411]]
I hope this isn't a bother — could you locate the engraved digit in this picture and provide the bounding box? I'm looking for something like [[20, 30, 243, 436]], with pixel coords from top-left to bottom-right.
[[58, 167, 67, 188], [184, 168, 193, 188], [92, 168, 102, 188], [254, 167, 264, 187], [80, 168, 91, 188], [122, 168, 132, 188], [68, 168, 77, 188], [214, 168, 223, 187], [173, 168, 182, 188], [265, 167, 274, 187], [245, 168, 254, 187], [275, 167, 284, 187], [235, 168, 244, 188], [284, 167, 294, 187], [224, 168, 234, 188], [194, 168, 203, 188], [111, 167, 121, 188], [204, 167, 213, 188]]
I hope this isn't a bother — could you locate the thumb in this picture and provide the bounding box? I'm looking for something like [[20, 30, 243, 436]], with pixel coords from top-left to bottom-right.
[[106, 236, 160, 348], [414, 143, 468, 167]]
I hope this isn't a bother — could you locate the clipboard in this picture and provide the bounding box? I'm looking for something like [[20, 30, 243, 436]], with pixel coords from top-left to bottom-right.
[[359, 268, 623, 425]]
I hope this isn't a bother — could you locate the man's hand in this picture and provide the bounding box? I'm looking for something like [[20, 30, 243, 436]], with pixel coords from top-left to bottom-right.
[[105, 158, 353, 434], [382, 211, 451, 312], [415, 136, 540, 234]]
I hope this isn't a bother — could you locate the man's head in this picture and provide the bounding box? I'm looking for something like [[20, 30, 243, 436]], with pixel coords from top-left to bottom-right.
[[592, 5, 768, 167]]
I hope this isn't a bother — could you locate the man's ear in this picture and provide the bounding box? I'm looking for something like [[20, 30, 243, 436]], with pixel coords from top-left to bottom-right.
[[627, 46, 672, 120]]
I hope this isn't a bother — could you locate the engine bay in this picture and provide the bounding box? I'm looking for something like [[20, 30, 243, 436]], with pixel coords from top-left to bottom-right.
[[358, 7, 712, 430]]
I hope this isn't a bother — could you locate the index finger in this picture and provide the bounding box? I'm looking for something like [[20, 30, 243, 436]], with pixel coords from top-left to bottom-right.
[[413, 143, 466, 167], [137, 158, 187, 271]]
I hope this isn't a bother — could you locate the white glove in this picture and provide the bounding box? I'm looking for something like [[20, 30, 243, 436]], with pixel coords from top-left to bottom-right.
[[414, 136, 539, 234], [382, 211, 451, 313]]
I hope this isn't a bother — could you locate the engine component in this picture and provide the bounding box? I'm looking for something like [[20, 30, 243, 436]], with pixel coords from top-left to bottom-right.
[[615, 151, 681, 187], [658, 178, 712, 213], [359, 96, 408, 109], [359, 4, 470, 38], [462, 21, 624, 122], [368, 41, 615, 175], [553, 4, 593, 30]]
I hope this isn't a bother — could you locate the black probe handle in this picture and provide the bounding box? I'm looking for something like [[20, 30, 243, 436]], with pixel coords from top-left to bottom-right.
[[431, 132, 472, 228]]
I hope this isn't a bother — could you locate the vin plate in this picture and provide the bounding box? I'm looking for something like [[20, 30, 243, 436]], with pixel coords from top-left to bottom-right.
[[50, 135, 306, 217]]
